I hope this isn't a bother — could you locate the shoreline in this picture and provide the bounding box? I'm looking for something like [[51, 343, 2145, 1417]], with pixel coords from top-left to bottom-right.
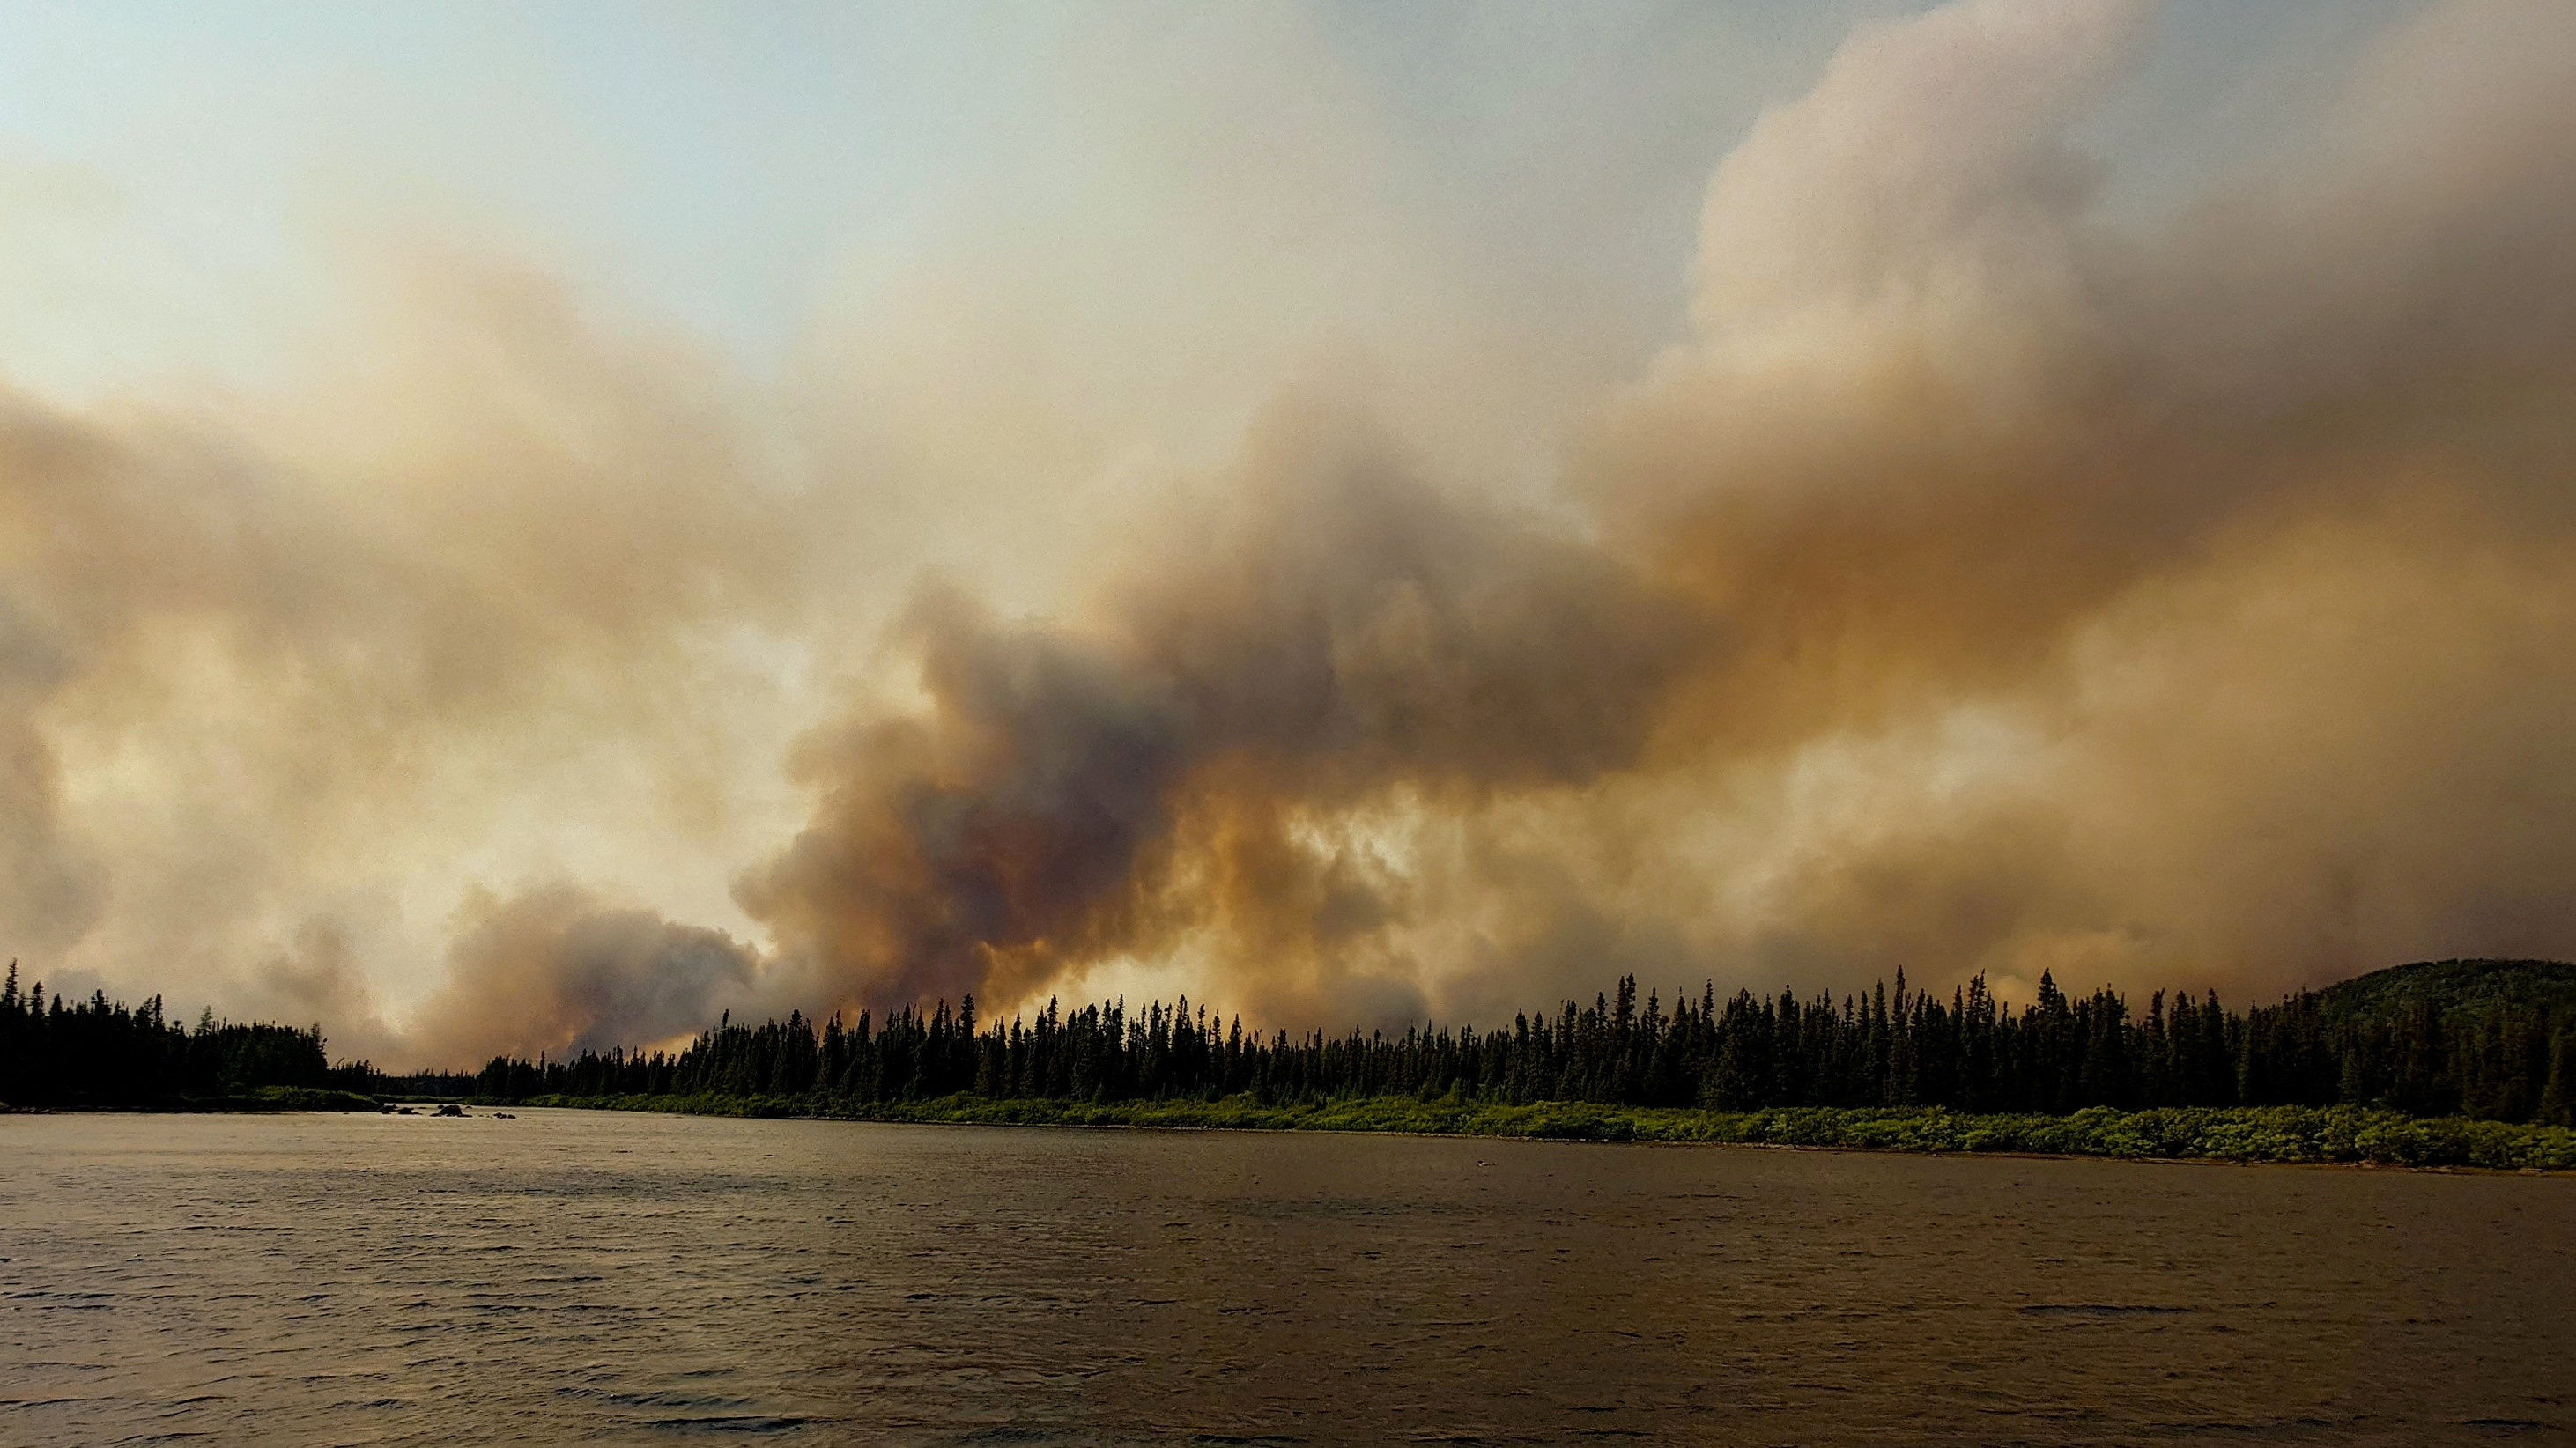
[[501, 1093, 2576, 1173], [702, 1112, 2574, 1178], [0, 1086, 380, 1114]]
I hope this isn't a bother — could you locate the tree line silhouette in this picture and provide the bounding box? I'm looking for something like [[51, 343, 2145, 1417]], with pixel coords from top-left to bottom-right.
[[8, 954, 2570, 1123], [477, 961, 2576, 1126], [0, 961, 374, 1107]]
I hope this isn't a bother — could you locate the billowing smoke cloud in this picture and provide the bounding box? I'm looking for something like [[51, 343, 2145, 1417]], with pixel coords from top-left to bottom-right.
[[1572, 0, 2576, 994], [408, 886, 760, 1060], [0, 257, 830, 1064], [7, 0, 2575, 1061], [737, 0, 2576, 1027], [739, 407, 1699, 1022]]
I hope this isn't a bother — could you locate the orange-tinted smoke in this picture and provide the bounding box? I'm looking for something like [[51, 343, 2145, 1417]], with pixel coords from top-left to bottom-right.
[[736, 0, 2576, 1027]]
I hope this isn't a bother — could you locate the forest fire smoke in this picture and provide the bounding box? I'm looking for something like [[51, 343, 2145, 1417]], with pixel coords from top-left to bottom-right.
[[4, 0, 2573, 1061], [737, 410, 1699, 1023], [731, 0, 2576, 1035]]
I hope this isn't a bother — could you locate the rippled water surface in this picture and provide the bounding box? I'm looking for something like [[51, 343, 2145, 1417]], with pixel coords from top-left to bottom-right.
[[4, 1109, 2571, 1445]]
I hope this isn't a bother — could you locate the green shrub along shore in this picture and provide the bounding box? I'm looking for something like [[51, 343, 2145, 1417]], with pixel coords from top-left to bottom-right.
[[190, 1084, 381, 1112], [0, 1085, 382, 1113], [517, 1093, 2576, 1171]]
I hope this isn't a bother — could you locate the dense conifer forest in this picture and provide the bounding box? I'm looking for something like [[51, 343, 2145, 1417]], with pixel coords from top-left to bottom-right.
[[0, 961, 376, 1108], [475, 959, 2576, 1126], [8, 957, 2572, 1131]]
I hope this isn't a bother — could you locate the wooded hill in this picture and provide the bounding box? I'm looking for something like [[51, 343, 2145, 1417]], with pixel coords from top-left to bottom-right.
[[2313, 957, 2576, 1027]]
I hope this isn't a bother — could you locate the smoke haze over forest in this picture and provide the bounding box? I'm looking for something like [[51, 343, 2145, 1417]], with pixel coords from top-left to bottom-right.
[[4, 0, 2573, 1066]]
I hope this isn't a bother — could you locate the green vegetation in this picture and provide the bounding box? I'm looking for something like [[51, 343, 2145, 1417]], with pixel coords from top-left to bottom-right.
[[523, 1092, 2576, 1170], [2314, 957, 2576, 1026], [225, 1084, 383, 1112], [80, 1085, 387, 1113]]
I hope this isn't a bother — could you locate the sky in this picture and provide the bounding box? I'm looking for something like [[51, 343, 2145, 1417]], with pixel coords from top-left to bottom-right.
[[2, 0, 2569, 1067]]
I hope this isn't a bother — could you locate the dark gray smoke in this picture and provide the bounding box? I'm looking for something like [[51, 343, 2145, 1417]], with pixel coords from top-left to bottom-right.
[[408, 886, 762, 1060], [740, 406, 1699, 1023]]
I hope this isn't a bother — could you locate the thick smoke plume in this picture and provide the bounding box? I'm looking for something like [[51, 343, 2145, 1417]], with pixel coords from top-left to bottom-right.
[[739, 410, 1698, 1023], [0, 262, 822, 1062], [410, 887, 760, 1060], [6, 0, 2575, 1061], [741, 0, 2576, 1029]]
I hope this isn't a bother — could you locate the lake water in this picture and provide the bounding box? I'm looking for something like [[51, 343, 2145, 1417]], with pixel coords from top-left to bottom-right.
[[3, 1109, 2570, 1445]]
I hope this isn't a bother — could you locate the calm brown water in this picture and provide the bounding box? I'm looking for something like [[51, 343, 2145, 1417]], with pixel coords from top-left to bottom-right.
[[3, 1110, 2570, 1446]]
